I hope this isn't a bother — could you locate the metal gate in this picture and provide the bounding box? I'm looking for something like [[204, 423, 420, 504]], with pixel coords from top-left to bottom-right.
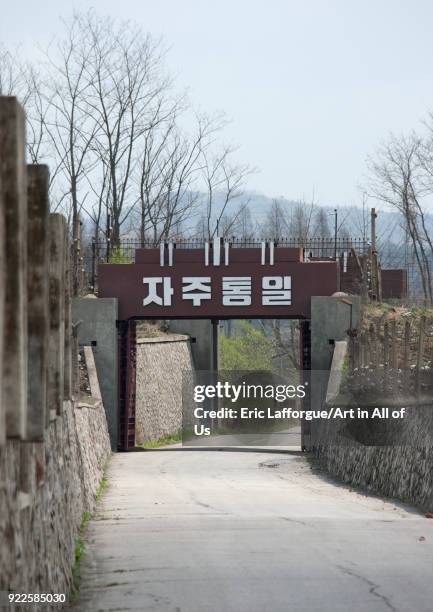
[[300, 320, 311, 451], [117, 319, 137, 451], [117, 316, 312, 452]]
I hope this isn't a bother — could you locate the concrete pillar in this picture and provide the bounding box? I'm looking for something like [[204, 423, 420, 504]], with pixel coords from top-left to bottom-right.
[[72, 297, 118, 449], [308, 295, 361, 449], [48, 213, 66, 418], [26, 165, 50, 439], [0, 97, 27, 439], [167, 319, 213, 371], [0, 149, 4, 445], [211, 319, 219, 373], [64, 233, 72, 399], [311, 296, 360, 371]]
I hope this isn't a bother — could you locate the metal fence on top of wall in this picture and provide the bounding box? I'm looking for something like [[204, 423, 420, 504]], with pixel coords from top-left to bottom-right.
[[84, 236, 370, 290]]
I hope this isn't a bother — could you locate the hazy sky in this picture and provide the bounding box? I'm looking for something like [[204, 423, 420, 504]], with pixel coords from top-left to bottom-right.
[[2, 0, 433, 207]]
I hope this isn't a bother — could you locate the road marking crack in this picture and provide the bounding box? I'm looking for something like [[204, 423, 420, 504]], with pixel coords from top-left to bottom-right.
[[337, 565, 398, 612]]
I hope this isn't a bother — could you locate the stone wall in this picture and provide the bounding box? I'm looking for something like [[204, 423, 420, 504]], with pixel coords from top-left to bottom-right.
[[0, 97, 112, 603], [135, 335, 193, 443], [0, 349, 111, 599], [311, 340, 433, 512], [313, 440, 433, 511]]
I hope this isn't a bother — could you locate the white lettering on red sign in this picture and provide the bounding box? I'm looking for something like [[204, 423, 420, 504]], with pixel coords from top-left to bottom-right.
[[182, 277, 212, 306], [262, 276, 291, 305], [143, 277, 174, 306], [222, 277, 252, 306], [141, 276, 292, 307]]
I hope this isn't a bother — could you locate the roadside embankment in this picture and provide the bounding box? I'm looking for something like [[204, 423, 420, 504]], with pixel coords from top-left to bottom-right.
[[311, 306, 433, 512], [135, 331, 194, 444], [0, 347, 111, 598]]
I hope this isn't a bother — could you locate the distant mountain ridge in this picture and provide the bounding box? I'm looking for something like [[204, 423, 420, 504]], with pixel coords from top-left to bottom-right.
[[220, 190, 409, 243]]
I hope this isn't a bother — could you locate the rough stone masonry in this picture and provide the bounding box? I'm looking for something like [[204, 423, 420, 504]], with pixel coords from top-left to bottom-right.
[[0, 96, 111, 601], [135, 333, 194, 444]]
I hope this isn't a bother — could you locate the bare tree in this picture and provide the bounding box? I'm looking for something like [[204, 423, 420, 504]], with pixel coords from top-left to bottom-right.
[[1, 11, 255, 269], [368, 132, 433, 303], [289, 199, 315, 242], [0, 46, 29, 100], [262, 199, 290, 237], [231, 204, 256, 239], [200, 145, 254, 239], [75, 12, 175, 246], [137, 113, 222, 244], [37, 15, 105, 292], [82, 161, 112, 267], [351, 193, 371, 242], [312, 207, 331, 237], [0, 45, 50, 167]]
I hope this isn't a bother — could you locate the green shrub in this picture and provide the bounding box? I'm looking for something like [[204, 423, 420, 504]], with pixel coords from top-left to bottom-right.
[[219, 320, 275, 371], [108, 246, 133, 263]]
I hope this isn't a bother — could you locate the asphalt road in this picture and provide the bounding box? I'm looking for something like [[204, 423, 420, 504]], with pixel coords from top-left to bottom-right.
[[74, 447, 433, 612]]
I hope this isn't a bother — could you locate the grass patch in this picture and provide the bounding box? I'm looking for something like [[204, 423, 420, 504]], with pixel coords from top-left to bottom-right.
[[365, 301, 393, 314], [410, 305, 432, 317], [96, 474, 108, 502], [74, 511, 91, 568], [342, 354, 349, 372], [71, 462, 109, 601], [137, 430, 183, 448]]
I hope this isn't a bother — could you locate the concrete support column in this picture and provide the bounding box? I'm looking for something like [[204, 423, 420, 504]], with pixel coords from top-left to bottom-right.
[[0, 146, 4, 445], [64, 232, 72, 400], [309, 295, 361, 450], [211, 319, 219, 373], [167, 320, 213, 371], [48, 214, 66, 418], [311, 296, 360, 371], [27, 165, 50, 439], [72, 297, 118, 449], [0, 97, 27, 439]]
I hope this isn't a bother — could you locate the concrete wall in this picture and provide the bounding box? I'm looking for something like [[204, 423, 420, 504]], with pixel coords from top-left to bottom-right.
[[305, 296, 361, 448], [311, 295, 360, 371], [135, 336, 194, 443], [72, 297, 118, 449], [0, 349, 111, 599], [168, 319, 213, 371], [312, 336, 433, 511], [0, 97, 112, 603]]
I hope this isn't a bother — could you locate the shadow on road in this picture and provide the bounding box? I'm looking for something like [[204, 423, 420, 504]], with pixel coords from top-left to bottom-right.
[[130, 446, 303, 455]]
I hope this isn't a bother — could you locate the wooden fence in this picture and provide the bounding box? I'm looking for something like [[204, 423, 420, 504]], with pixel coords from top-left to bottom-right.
[[348, 313, 433, 397]]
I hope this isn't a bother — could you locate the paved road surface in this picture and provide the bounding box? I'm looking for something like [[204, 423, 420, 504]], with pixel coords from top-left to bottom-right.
[[74, 447, 433, 612]]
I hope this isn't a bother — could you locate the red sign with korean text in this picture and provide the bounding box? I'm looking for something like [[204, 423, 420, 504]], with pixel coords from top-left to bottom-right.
[[98, 246, 338, 320]]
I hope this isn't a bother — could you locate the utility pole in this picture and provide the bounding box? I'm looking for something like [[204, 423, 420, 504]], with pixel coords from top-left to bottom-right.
[[334, 209, 338, 260], [106, 210, 111, 262], [371, 207, 381, 301], [371, 207, 377, 253], [91, 237, 96, 292], [72, 214, 81, 297]]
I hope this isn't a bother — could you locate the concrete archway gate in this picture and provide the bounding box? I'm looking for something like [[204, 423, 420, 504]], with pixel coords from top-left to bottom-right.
[[90, 240, 346, 450]]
